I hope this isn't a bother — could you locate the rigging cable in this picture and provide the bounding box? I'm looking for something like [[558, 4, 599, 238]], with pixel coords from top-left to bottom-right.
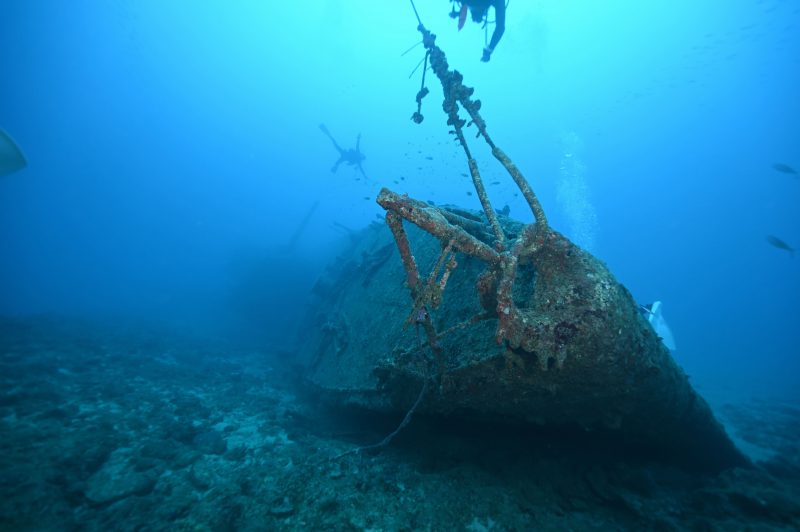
[[409, 0, 422, 26]]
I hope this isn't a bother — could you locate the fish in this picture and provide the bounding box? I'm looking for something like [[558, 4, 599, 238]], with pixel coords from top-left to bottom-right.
[[0, 128, 27, 178], [766, 235, 795, 257], [772, 163, 797, 175]]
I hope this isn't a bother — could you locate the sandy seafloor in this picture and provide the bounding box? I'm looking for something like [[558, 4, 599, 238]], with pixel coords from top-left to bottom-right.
[[1, 316, 798, 531]]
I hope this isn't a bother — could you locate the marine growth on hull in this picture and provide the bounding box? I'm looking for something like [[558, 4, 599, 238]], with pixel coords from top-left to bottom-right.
[[299, 24, 747, 472]]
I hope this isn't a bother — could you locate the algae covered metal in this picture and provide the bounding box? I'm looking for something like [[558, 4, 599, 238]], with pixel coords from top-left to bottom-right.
[[299, 25, 746, 471]]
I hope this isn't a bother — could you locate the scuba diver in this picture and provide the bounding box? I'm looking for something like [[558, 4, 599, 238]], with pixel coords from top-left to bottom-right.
[[449, 0, 507, 62], [319, 124, 367, 181]]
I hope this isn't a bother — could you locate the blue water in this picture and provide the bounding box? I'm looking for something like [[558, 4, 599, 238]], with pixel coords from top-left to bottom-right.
[[1, 2, 798, 398], [2, 2, 800, 529]]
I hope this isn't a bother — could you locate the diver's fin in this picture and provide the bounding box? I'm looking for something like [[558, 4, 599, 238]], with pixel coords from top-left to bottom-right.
[[0, 128, 27, 178], [458, 4, 468, 30], [646, 301, 677, 351], [319, 123, 344, 154]]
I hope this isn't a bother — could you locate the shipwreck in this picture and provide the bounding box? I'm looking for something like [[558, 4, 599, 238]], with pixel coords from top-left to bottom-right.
[[297, 24, 747, 471]]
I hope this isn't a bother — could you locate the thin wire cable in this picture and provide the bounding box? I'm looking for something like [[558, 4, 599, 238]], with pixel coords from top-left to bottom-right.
[[408, 53, 426, 79], [401, 40, 423, 57], [409, 0, 422, 26]]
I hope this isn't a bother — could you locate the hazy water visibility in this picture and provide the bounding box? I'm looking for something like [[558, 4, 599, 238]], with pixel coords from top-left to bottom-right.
[[1, 0, 798, 401]]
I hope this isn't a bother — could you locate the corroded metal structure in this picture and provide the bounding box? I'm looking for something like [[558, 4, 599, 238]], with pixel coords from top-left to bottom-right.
[[299, 26, 747, 471]]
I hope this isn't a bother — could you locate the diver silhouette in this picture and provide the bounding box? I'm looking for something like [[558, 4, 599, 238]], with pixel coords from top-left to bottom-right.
[[319, 124, 367, 180]]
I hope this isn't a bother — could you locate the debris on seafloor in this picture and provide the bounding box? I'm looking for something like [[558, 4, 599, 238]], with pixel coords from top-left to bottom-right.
[[281, 201, 319, 253], [298, 24, 748, 471]]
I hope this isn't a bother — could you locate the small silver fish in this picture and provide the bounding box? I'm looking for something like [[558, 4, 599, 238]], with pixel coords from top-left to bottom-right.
[[766, 235, 795, 257]]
